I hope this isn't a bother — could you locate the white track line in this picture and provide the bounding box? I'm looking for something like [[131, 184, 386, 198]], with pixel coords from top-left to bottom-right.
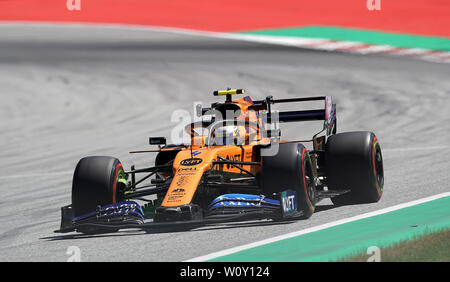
[[352, 44, 396, 54], [185, 192, 450, 262], [312, 41, 366, 51], [392, 48, 431, 56]]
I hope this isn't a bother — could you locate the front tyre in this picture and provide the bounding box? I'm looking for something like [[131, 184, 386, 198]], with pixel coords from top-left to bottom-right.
[[261, 143, 316, 219], [325, 131, 384, 205], [72, 156, 126, 217]]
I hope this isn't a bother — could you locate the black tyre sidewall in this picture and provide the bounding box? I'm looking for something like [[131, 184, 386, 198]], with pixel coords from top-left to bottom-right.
[[262, 143, 315, 219], [325, 131, 384, 205], [72, 156, 123, 217]]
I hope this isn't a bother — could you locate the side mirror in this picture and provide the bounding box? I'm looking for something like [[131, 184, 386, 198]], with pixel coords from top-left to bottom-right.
[[149, 137, 167, 146]]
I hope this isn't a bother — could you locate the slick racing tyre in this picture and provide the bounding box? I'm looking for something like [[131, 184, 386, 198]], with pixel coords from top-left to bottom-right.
[[72, 156, 126, 217], [261, 143, 316, 219], [325, 131, 384, 205]]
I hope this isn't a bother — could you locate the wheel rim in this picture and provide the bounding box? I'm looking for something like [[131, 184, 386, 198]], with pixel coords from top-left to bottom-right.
[[373, 143, 384, 194], [304, 160, 315, 211], [375, 144, 384, 190], [115, 167, 127, 202]]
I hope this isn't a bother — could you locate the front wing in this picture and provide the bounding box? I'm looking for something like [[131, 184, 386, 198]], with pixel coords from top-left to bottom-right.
[[55, 192, 303, 233]]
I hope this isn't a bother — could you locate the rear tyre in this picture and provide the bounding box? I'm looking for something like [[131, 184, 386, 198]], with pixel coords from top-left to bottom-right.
[[72, 156, 125, 217], [261, 143, 316, 219], [325, 131, 384, 205]]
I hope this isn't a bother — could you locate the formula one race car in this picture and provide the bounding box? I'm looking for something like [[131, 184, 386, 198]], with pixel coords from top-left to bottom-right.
[[56, 89, 384, 233]]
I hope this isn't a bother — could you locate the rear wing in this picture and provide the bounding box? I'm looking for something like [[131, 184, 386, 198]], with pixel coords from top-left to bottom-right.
[[252, 96, 336, 135], [196, 94, 336, 137]]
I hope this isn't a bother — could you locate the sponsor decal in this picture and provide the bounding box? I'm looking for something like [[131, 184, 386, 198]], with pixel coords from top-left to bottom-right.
[[228, 154, 241, 161], [167, 197, 183, 203], [175, 176, 187, 187], [208, 194, 281, 211], [102, 202, 144, 218], [167, 187, 187, 203], [219, 154, 241, 169], [178, 167, 197, 171], [180, 158, 203, 166], [177, 167, 198, 175], [281, 189, 302, 218], [215, 201, 259, 207]]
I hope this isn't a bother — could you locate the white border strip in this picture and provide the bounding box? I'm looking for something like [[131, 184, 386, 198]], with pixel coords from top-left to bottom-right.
[[1, 21, 449, 64], [185, 192, 450, 262]]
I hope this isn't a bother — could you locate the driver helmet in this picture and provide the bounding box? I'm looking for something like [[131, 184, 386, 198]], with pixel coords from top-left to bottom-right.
[[213, 125, 242, 146]]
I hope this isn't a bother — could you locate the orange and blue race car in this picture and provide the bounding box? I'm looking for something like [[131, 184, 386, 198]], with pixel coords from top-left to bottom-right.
[[56, 89, 384, 233]]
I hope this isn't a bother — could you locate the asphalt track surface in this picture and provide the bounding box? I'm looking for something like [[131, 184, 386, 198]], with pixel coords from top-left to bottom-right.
[[0, 24, 449, 261]]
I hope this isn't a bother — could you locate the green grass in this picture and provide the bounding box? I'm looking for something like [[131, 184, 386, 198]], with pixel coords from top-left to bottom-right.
[[337, 228, 450, 262]]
